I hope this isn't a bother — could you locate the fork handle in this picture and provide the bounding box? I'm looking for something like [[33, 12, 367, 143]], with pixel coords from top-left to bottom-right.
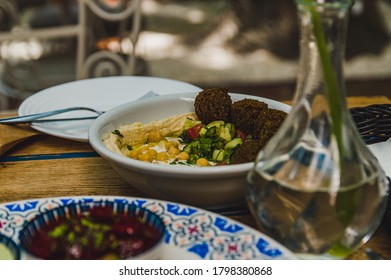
[[0, 116, 99, 124], [0, 107, 102, 124]]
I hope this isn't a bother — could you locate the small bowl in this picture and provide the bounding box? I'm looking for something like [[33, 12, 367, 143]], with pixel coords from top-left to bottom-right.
[[19, 200, 166, 260], [0, 234, 21, 260], [89, 92, 291, 209]]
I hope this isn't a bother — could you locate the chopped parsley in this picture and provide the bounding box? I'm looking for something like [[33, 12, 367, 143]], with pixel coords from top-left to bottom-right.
[[112, 129, 124, 138]]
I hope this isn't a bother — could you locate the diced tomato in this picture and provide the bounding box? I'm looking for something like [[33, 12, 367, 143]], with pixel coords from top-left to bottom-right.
[[236, 129, 246, 142], [187, 123, 204, 139]]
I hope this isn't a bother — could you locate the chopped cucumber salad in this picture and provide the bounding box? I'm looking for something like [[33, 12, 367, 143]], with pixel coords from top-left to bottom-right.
[[178, 119, 243, 165]]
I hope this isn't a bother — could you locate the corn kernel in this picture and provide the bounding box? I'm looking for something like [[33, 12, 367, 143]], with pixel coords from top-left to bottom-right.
[[196, 158, 209, 167], [138, 145, 150, 153], [169, 153, 177, 159], [148, 130, 163, 143], [177, 151, 189, 161], [165, 140, 179, 151], [158, 139, 167, 146], [167, 146, 180, 156], [138, 152, 154, 162], [156, 152, 169, 162], [146, 149, 158, 159], [127, 149, 139, 159]]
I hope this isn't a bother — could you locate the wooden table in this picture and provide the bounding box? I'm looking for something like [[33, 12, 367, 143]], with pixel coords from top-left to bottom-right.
[[1, 95, 390, 260]]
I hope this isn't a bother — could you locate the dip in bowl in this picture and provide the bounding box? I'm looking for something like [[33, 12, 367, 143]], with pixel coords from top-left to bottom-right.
[[19, 200, 166, 260], [89, 91, 291, 209]]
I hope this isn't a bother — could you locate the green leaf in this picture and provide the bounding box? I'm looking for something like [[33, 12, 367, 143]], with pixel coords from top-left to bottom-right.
[[305, 0, 346, 162]]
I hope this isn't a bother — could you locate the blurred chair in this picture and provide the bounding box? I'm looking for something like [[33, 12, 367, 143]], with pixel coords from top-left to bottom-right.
[[0, 0, 80, 107], [0, 0, 143, 110], [77, 0, 143, 79]]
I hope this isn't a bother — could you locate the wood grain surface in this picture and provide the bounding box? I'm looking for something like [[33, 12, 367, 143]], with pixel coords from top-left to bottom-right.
[[1, 95, 390, 260]]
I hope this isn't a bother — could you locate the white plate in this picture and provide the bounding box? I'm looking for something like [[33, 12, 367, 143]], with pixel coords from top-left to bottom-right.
[[18, 76, 202, 142], [368, 139, 391, 178], [0, 195, 297, 260]]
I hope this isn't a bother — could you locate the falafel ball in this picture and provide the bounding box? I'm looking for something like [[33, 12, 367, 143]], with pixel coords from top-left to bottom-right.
[[232, 99, 269, 135], [230, 140, 263, 164], [253, 108, 287, 146], [194, 88, 233, 124]]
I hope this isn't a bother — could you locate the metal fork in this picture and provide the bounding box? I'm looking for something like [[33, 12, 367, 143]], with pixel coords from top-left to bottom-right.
[[0, 107, 104, 124], [0, 90, 159, 124]]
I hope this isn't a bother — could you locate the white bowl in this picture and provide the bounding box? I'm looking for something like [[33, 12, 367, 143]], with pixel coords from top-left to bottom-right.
[[89, 92, 291, 209]]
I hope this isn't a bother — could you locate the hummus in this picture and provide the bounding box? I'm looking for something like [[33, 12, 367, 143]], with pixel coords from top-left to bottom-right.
[[103, 112, 197, 156]]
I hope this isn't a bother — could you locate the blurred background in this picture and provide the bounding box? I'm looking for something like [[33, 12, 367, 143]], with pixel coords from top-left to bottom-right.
[[1, 0, 391, 110]]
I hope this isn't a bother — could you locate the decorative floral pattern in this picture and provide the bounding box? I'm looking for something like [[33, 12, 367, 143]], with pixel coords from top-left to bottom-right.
[[0, 196, 296, 260]]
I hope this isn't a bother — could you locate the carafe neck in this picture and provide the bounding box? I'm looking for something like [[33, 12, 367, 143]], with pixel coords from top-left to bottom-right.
[[293, 0, 352, 105]]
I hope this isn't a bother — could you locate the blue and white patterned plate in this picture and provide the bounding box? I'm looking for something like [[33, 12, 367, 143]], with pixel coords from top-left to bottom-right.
[[0, 196, 297, 260]]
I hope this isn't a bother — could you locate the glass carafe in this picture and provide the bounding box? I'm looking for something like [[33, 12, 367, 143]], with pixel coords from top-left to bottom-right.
[[246, 0, 389, 259]]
